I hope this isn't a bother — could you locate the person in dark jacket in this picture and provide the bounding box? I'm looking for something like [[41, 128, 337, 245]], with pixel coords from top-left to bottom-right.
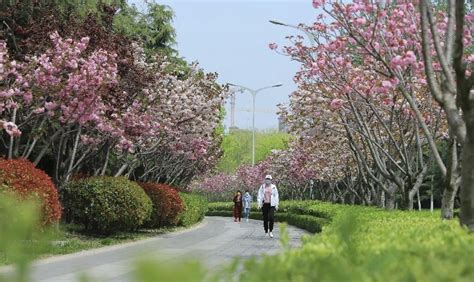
[[233, 190, 243, 222]]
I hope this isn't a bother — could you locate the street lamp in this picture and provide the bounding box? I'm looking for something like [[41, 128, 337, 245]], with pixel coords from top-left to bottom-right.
[[227, 83, 283, 166], [269, 20, 316, 46]]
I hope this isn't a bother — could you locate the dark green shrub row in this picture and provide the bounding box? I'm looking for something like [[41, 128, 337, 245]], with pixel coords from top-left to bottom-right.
[[206, 210, 262, 220], [278, 213, 328, 233], [178, 193, 208, 227], [207, 202, 329, 233], [207, 201, 331, 219]]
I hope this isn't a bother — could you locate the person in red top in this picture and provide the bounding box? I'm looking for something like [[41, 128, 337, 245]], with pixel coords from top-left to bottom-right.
[[233, 190, 243, 222]]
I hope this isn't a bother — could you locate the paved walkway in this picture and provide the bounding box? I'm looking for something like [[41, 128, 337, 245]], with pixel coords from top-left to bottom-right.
[[1, 217, 307, 282]]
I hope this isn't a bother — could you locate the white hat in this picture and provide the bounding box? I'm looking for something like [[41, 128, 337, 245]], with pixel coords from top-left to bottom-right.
[[265, 175, 272, 180]]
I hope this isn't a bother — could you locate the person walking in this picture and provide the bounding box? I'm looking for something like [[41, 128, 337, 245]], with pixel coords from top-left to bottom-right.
[[257, 175, 279, 238], [233, 190, 243, 222], [242, 190, 252, 222]]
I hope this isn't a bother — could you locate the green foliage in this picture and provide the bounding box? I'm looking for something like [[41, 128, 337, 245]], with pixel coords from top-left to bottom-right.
[[0, 193, 54, 281], [112, 0, 192, 75], [211, 201, 474, 282], [217, 130, 290, 173], [61, 176, 152, 234], [178, 193, 208, 227], [133, 259, 206, 282], [114, 2, 176, 55], [55, 0, 127, 18]]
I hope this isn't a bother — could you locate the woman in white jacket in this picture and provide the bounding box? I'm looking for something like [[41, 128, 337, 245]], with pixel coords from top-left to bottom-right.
[[257, 175, 279, 238]]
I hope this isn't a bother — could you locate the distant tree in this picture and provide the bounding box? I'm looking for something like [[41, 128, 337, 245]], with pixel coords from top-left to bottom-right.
[[217, 130, 289, 173]]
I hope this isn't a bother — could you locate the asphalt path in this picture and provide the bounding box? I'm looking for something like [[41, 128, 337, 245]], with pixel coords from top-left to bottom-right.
[[0, 216, 307, 282]]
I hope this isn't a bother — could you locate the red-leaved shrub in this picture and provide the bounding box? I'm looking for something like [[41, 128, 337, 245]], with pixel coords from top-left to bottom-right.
[[138, 183, 184, 228], [0, 158, 62, 225]]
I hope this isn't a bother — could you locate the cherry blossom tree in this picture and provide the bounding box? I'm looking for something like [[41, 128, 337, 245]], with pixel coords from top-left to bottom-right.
[[0, 33, 118, 182], [190, 172, 240, 201], [271, 0, 472, 219], [1, 32, 226, 188]]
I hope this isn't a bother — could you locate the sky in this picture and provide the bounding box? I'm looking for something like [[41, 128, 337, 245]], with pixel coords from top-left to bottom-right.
[[129, 0, 317, 130]]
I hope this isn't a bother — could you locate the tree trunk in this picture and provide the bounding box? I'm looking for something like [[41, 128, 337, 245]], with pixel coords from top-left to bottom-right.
[[8, 108, 17, 159], [408, 166, 428, 210], [380, 190, 386, 209], [408, 192, 415, 211], [417, 190, 421, 211], [441, 137, 460, 219], [430, 184, 434, 212], [441, 187, 457, 219], [115, 163, 128, 177], [100, 143, 111, 176], [385, 191, 396, 210], [460, 132, 474, 230]]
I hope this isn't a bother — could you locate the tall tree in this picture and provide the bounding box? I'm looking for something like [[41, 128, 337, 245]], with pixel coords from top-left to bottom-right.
[[419, 0, 474, 230]]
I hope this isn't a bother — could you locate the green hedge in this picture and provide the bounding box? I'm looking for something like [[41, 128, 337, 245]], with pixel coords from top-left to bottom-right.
[[61, 176, 152, 234], [178, 193, 208, 227], [213, 201, 474, 281], [207, 201, 329, 233]]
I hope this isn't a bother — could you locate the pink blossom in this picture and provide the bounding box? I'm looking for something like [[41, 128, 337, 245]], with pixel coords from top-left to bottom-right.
[[269, 43, 278, 50], [330, 98, 344, 110], [390, 55, 403, 68], [33, 107, 45, 114], [312, 0, 325, 9], [2, 121, 21, 136], [467, 54, 474, 63], [45, 102, 58, 111], [403, 51, 417, 65], [355, 17, 367, 25], [381, 80, 392, 88], [335, 56, 345, 65]]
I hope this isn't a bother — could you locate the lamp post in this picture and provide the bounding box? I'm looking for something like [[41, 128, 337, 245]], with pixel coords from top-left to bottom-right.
[[227, 83, 283, 166], [269, 20, 316, 46]]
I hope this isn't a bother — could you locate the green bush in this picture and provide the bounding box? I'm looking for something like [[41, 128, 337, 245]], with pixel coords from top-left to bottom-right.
[[61, 176, 152, 234], [206, 210, 262, 220], [178, 193, 208, 227], [206, 202, 328, 233], [213, 201, 474, 282]]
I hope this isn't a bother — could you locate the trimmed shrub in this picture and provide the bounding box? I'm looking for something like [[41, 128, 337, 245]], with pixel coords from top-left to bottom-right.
[[206, 209, 327, 233], [62, 176, 152, 234], [178, 193, 208, 227], [139, 183, 184, 228], [213, 201, 474, 281], [0, 158, 61, 225]]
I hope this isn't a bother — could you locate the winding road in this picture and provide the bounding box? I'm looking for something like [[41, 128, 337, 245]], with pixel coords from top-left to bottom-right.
[[1, 216, 307, 282]]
